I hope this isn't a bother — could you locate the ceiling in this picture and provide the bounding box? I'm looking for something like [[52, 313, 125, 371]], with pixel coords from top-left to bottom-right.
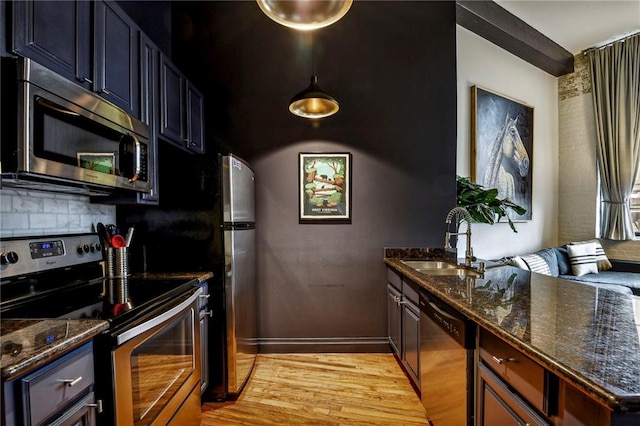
[[495, 0, 640, 54]]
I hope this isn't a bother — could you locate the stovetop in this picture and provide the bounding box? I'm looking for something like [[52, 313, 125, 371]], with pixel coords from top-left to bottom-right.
[[1, 275, 198, 327], [0, 233, 200, 331]]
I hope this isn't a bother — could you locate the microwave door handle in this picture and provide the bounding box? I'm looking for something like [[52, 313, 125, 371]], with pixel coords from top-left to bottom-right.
[[36, 97, 80, 117], [123, 135, 141, 183]]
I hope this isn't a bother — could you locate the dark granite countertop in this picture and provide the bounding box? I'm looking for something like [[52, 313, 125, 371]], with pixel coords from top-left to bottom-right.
[[385, 256, 640, 412], [0, 319, 109, 380]]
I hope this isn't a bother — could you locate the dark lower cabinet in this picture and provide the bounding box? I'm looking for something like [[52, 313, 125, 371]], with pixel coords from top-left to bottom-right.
[[387, 284, 402, 355], [198, 281, 211, 395], [2, 342, 97, 426], [386, 269, 420, 390], [401, 296, 420, 384], [11, 0, 92, 88], [478, 363, 550, 426]]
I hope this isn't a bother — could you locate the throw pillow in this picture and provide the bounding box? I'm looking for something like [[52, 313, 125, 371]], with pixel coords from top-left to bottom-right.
[[566, 242, 599, 277], [553, 246, 572, 275], [570, 239, 612, 271], [533, 248, 560, 277], [520, 253, 552, 276], [505, 255, 528, 270]]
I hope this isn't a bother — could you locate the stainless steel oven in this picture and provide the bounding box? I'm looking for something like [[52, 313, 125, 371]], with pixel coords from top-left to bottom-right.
[[109, 287, 201, 426], [0, 234, 202, 426], [1, 57, 151, 194]]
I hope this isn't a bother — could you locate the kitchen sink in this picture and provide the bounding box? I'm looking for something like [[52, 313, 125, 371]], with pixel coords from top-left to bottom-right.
[[400, 259, 482, 277], [400, 260, 459, 269], [415, 268, 481, 277]]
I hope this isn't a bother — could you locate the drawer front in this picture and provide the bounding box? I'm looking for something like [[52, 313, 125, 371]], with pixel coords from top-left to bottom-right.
[[478, 363, 550, 426], [22, 343, 94, 426], [387, 267, 402, 291], [479, 328, 547, 413]]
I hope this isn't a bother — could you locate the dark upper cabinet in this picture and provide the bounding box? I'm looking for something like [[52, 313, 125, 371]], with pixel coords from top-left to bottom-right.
[[159, 55, 184, 144], [159, 53, 205, 154], [11, 0, 139, 116], [136, 32, 159, 204], [186, 83, 205, 154], [11, 0, 92, 89], [93, 1, 139, 117]]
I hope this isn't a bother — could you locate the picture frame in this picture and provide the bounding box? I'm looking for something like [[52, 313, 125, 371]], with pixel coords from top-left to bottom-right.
[[77, 152, 116, 175], [299, 152, 352, 224], [471, 85, 533, 221]]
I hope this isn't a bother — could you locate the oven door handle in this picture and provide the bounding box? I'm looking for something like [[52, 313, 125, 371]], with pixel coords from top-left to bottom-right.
[[115, 287, 202, 346]]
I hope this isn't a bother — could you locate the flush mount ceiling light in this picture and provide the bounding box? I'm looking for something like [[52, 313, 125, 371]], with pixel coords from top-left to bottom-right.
[[289, 36, 339, 119], [256, 0, 353, 31]]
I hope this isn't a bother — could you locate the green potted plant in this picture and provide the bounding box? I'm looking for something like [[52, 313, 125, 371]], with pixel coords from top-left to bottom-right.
[[456, 176, 527, 232]]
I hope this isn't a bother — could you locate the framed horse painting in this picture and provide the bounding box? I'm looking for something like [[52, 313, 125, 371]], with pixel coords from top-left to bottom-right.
[[471, 85, 533, 221]]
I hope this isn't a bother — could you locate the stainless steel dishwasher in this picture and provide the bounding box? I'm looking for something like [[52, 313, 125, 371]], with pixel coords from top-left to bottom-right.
[[419, 289, 475, 426]]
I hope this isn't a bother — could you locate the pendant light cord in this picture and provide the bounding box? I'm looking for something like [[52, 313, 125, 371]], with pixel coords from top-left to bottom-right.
[[311, 33, 316, 77]]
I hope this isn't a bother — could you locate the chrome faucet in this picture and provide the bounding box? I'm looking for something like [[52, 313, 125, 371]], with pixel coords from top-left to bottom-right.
[[444, 207, 475, 267]]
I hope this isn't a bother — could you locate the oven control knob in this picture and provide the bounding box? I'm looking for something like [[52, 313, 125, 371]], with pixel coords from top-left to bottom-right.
[[77, 244, 90, 255], [1, 251, 19, 265], [91, 243, 102, 253]]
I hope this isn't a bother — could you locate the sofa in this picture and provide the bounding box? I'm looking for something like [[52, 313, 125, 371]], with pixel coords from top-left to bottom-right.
[[503, 240, 640, 295]]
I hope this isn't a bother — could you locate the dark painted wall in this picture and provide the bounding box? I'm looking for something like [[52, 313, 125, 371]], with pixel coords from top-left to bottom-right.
[[167, 1, 458, 351]]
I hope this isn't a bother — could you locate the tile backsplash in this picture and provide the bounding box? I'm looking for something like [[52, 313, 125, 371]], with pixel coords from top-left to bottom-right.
[[0, 188, 116, 237]]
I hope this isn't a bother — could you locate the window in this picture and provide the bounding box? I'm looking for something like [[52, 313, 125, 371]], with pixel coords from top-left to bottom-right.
[[632, 177, 640, 237]]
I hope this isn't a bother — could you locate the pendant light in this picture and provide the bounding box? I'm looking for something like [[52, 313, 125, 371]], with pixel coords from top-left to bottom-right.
[[256, 0, 353, 31], [289, 36, 339, 119]]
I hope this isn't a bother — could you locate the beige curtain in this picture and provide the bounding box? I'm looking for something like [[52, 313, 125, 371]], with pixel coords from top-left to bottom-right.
[[588, 34, 640, 240]]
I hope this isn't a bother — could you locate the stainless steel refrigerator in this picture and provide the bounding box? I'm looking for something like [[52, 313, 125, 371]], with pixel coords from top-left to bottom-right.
[[119, 149, 258, 401], [221, 154, 257, 395]]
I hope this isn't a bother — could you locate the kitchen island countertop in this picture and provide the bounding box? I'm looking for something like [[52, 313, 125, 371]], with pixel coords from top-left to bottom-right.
[[385, 257, 640, 412]]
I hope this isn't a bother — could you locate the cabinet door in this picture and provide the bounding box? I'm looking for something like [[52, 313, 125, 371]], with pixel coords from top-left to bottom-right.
[[477, 363, 550, 426], [137, 33, 159, 204], [200, 313, 209, 393], [402, 299, 420, 386], [186, 82, 205, 153], [93, 1, 139, 116], [387, 284, 401, 356], [159, 53, 185, 146], [12, 0, 92, 88]]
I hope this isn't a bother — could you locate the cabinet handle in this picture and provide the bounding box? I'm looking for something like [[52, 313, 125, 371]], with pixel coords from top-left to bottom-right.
[[491, 355, 516, 365], [59, 376, 83, 387], [78, 77, 93, 84], [99, 88, 111, 95], [199, 294, 210, 299], [86, 400, 103, 413], [204, 310, 213, 317]]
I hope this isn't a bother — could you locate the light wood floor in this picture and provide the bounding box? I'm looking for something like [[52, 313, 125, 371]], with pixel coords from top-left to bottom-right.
[[201, 353, 429, 425]]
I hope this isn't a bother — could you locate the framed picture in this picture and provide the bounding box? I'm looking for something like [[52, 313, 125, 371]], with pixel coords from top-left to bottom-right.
[[77, 152, 115, 175], [471, 86, 533, 221], [299, 152, 351, 224]]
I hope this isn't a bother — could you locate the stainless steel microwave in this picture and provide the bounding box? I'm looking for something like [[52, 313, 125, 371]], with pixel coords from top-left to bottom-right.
[[1, 58, 151, 194]]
